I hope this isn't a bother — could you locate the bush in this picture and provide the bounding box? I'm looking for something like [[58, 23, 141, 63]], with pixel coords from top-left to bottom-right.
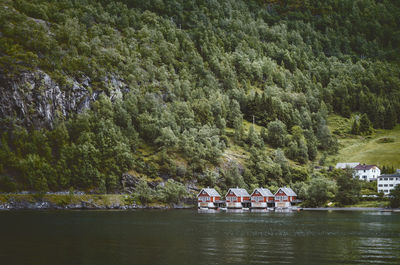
[[132, 179, 154, 205], [0, 176, 17, 192], [303, 175, 336, 207], [390, 185, 400, 208], [157, 179, 188, 204], [335, 170, 361, 206]]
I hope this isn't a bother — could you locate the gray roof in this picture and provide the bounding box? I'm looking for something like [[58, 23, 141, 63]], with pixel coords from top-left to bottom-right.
[[378, 173, 400, 178], [251, 188, 274, 197], [275, 187, 297, 196], [198, 188, 220, 197], [335, 163, 360, 169], [226, 188, 250, 197]]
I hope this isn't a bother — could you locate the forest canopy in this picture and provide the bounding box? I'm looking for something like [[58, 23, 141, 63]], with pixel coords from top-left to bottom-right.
[[0, 0, 399, 194]]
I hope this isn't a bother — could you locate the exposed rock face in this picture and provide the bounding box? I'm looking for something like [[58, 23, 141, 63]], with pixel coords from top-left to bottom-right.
[[0, 70, 128, 128], [120, 173, 141, 193]]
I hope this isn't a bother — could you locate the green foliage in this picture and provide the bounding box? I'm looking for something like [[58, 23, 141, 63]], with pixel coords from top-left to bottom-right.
[[335, 169, 362, 206], [302, 175, 336, 207], [132, 179, 154, 205], [222, 161, 247, 189], [359, 114, 373, 135], [246, 125, 264, 148], [157, 179, 188, 204], [389, 185, 400, 208], [267, 120, 287, 148], [381, 165, 396, 174], [351, 118, 360, 135], [0, 176, 17, 192], [1, 0, 400, 194]]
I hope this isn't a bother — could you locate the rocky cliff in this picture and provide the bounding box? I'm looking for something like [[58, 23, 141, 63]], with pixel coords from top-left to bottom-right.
[[0, 70, 128, 128]]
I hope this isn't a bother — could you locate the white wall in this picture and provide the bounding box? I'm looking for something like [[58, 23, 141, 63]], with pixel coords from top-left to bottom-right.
[[378, 176, 400, 195], [354, 167, 381, 181]]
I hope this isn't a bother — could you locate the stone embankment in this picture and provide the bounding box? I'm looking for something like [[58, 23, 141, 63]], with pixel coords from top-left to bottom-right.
[[0, 193, 193, 210]]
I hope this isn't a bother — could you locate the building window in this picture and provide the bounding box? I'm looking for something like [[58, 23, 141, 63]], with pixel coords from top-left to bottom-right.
[[384, 178, 388, 181], [254, 196, 263, 202], [378, 184, 383, 187], [384, 184, 388, 187], [199, 196, 208, 202], [390, 184, 393, 187], [390, 178, 393, 181]]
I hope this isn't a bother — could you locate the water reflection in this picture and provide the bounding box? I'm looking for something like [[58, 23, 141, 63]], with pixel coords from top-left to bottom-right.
[[0, 210, 399, 265]]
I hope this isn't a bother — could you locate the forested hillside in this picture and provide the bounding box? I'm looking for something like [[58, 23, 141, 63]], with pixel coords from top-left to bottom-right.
[[1, 0, 399, 196]]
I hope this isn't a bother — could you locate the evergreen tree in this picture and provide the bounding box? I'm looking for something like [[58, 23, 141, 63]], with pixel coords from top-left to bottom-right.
[[335, 170, 361, 206], [390, 185, 400, 208], [351, 118, 360, 135], [359, 114, 372, 135], [267, 120, 287, 148]]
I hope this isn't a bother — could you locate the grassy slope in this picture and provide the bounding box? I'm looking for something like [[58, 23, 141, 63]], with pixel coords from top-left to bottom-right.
[[327, 115, 400, 168]]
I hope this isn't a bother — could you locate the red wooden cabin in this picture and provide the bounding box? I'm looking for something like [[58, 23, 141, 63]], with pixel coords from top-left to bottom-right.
[[225, 188, 250, 209], [197, 188, 221, 209]]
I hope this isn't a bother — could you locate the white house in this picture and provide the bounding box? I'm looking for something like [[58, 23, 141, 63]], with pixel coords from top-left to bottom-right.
[[335, 162, 360, 169], [353, 164, 380, 182], [377, 172, 400, 196]]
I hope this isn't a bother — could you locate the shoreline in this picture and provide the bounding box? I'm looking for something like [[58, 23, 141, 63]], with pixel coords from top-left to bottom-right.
[[302, 207, 399, 212], [0, 194, 397, 212], [0, 201, 194, 210], [1, 203, 398, 212], [0, 193, 194, 210]]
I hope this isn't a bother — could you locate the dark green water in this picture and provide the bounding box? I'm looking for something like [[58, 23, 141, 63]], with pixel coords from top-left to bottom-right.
[[0, 210, 399, 265]]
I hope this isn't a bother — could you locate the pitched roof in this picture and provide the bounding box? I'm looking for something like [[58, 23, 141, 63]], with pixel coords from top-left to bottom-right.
[[354, 164, 378, 171], [226, 188, 250, 197], [335, 163, 360, 169], [251, 188, 274, 197], [198, 188, 220, 197], [275, 187, 297, 196], [378, 173, 400, 178]]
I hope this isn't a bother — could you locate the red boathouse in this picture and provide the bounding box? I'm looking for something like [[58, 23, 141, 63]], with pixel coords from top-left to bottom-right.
[[197, 188, 221, 209], [274, 187, 297, 208], [251, 188, 274, 209], [225, 188, 251, 209]]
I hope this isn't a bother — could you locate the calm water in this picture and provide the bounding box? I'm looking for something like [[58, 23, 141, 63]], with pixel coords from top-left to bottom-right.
[[0, 210, 399, 265]]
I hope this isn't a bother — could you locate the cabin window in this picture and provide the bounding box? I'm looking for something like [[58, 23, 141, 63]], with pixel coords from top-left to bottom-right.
[[283, 196, 288, 201], [199, 196, 209, 202], [254, 196, 263, 202], [227, 197, 235, 202]]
